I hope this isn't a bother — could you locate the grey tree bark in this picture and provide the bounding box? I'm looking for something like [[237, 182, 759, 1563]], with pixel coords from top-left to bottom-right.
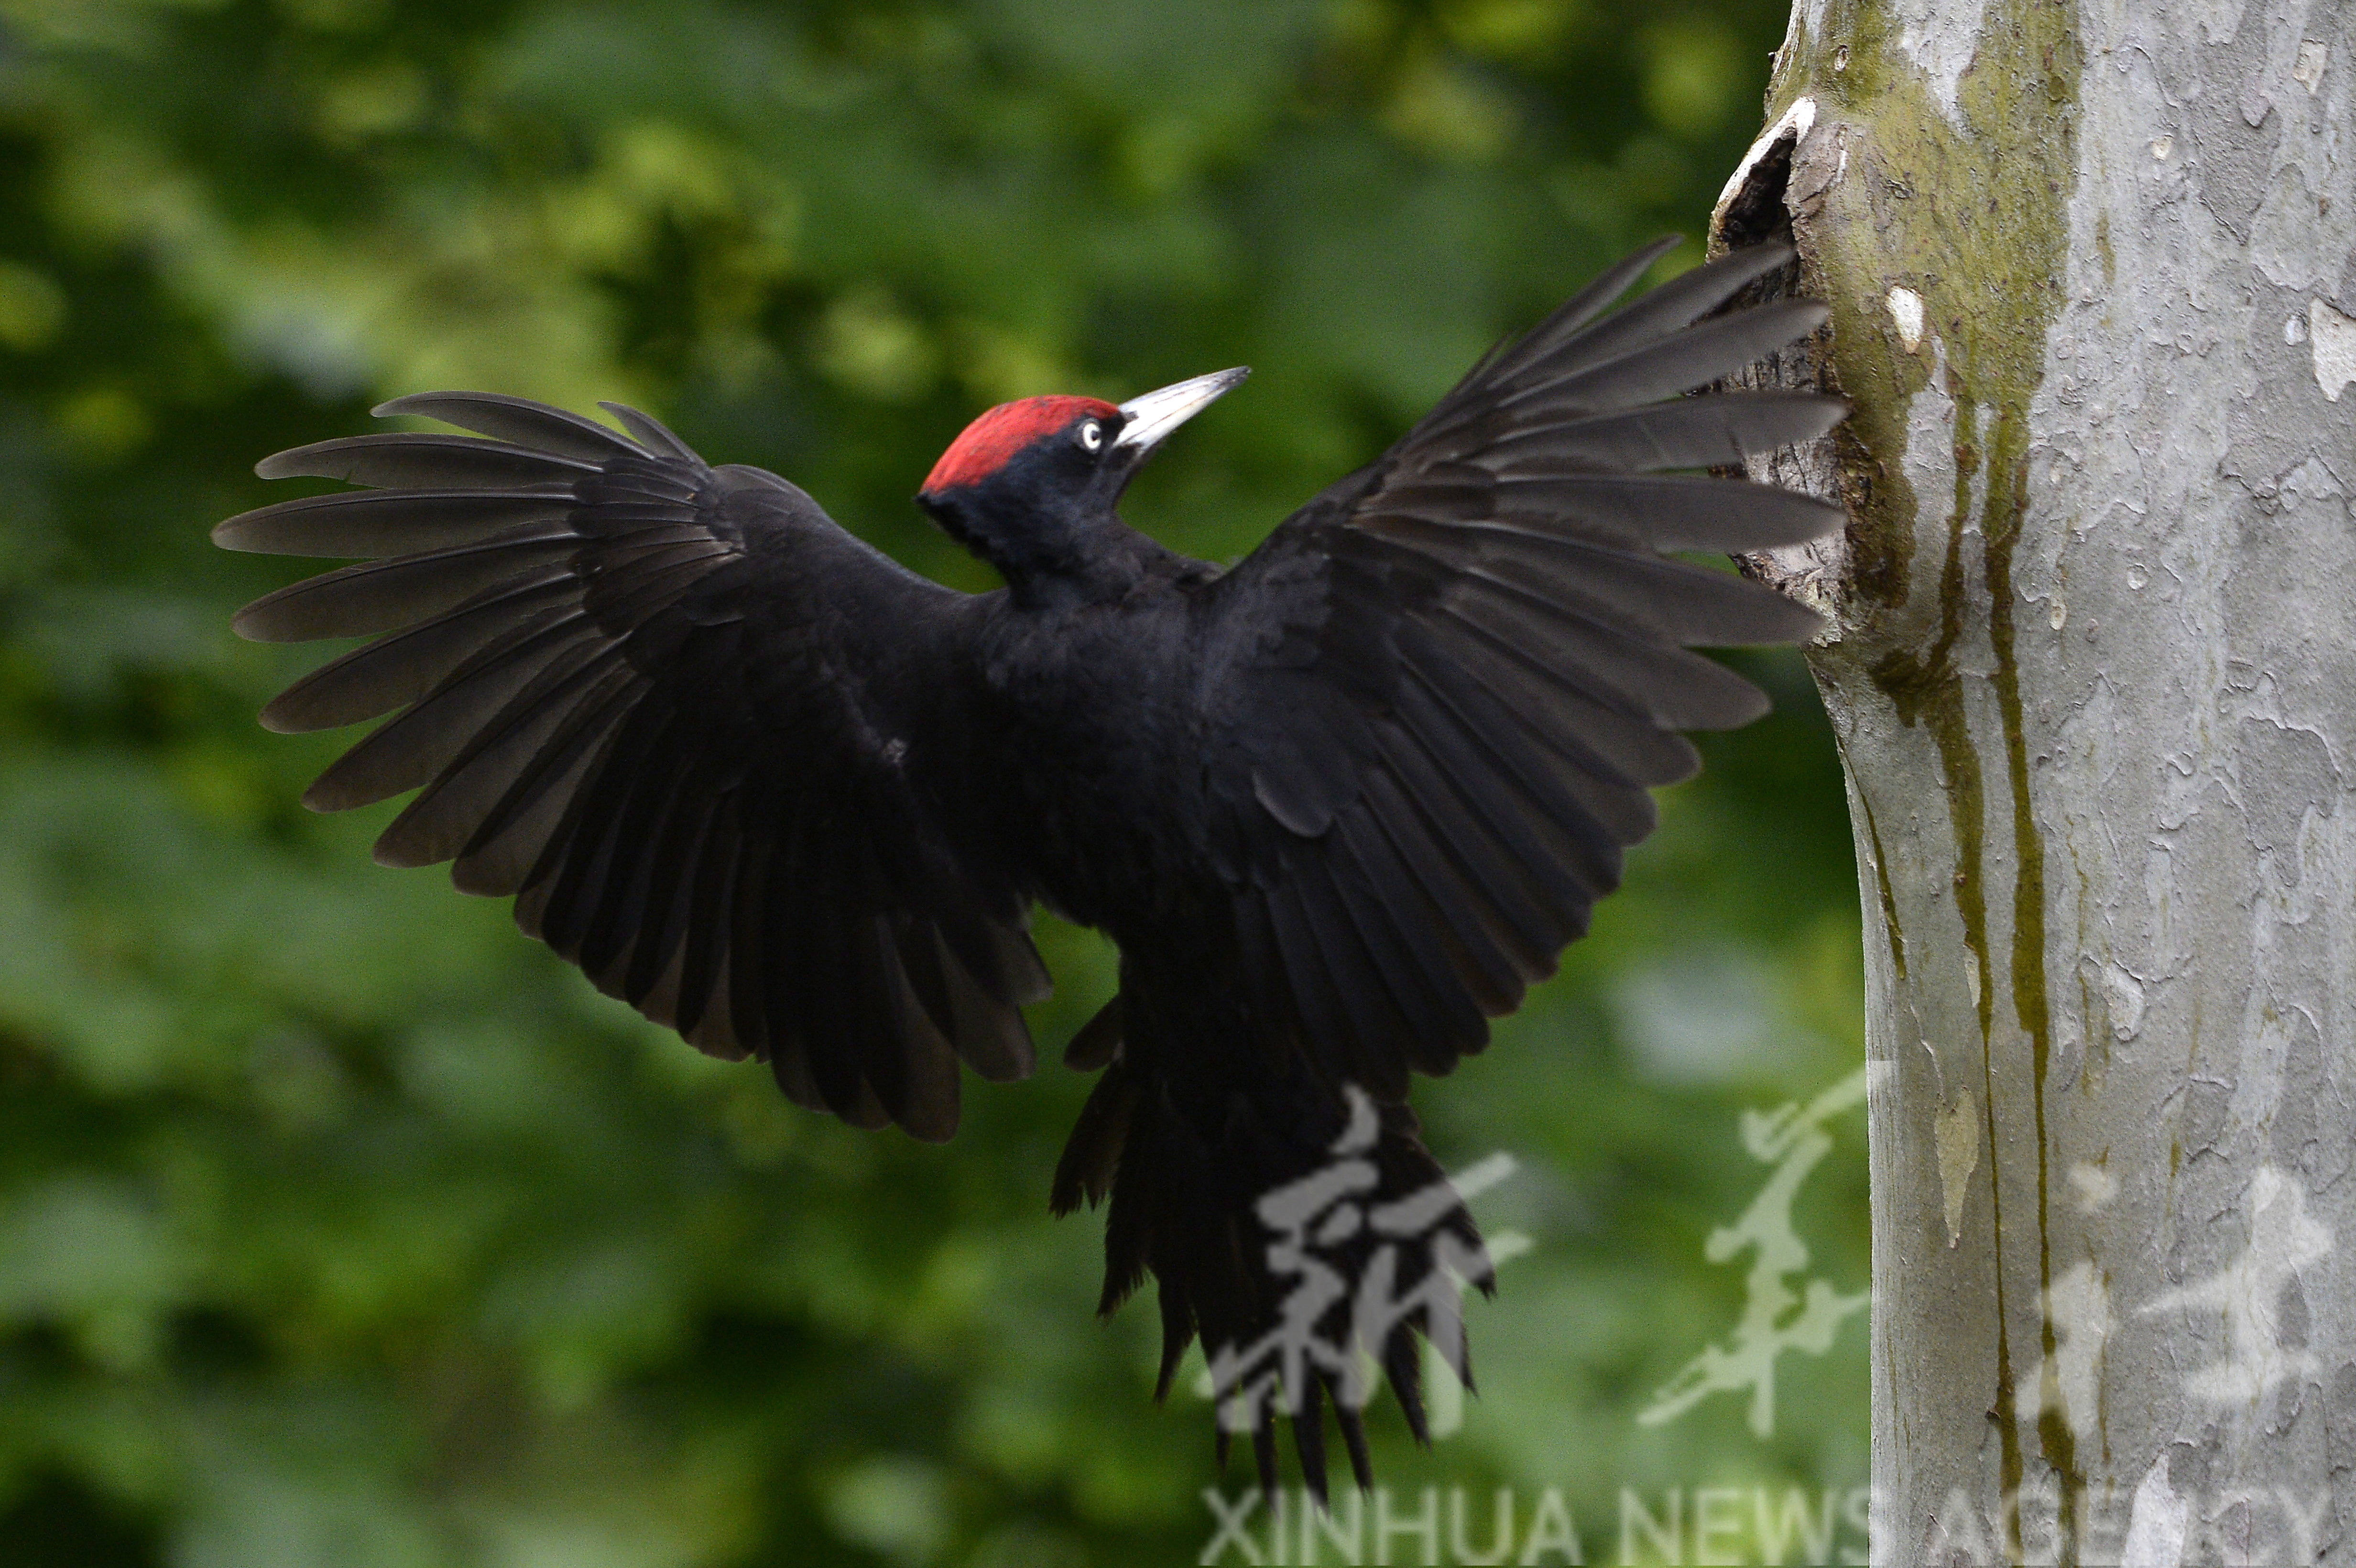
[[1712, 2, 2355, 1563]]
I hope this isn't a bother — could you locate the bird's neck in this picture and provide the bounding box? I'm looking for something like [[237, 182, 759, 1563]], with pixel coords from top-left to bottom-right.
[[973, 501, 1172, 612]]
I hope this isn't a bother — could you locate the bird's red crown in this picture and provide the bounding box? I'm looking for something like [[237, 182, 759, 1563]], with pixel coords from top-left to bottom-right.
[[921, 395, 1119, 494]]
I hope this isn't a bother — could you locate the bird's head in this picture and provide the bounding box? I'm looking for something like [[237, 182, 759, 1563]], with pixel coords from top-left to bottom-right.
[[916, 368, 1246, 590]]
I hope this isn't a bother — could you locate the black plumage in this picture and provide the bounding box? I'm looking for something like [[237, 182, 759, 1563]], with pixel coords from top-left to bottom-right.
[[219, 240, 1842, 1497]]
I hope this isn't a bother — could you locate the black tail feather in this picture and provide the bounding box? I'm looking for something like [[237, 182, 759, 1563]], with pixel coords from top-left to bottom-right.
[[1055, 1050, 1494, 1498]]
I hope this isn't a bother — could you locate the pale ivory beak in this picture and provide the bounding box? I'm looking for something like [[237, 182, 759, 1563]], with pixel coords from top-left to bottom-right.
[[1114, 367, 1250, 457]]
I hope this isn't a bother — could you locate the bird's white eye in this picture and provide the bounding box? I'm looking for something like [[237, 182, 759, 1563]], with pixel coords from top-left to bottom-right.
[[1078, 420, 1104, 452]]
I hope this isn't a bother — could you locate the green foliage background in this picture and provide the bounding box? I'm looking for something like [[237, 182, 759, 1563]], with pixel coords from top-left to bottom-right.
[[0, 1, 1866, 1562]]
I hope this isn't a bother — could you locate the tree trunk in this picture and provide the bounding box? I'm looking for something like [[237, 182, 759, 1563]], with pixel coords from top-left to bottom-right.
[[1713, 2, 2355, 1562]]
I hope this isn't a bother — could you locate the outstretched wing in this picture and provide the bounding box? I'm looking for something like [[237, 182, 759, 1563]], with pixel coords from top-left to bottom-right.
[[1197, 240, 1843, 1097], [218, 393, 1048, 1141]]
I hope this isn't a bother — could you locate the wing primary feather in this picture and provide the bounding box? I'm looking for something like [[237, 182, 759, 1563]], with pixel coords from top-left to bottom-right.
[[373, 391, 648, 463], [373, 647, 630, 867], [259, 574, 576, 733], [891, 914, 961, 1045], [1520, 241, 1798, 381], [1063, 994, 1124, 1071], [619, 770, 730, 1005], [580, 547, 735, 630], [830, 851, 926, 1127], [450, 667, 643, 893], [1496, 299, 1830, 417], [729, 842, 790, 1074], [256, 433, 600, 488], [1398, 657, 1620, 894], [1356, 767, 1524, 1014], [762, 822, 845, 1111], [1297, 838, 1452, 1086], [1359, 524, 1662, 647], [581, 717, 712, 982], [1489, 391, 1845, 475], [886, 931, 965, 1141], [1391, 614, 1684, 788], [586, 735, 717, 990], [545, 695, 699, 969], [860, 908, 962, 1142], [722, 803, 782, 1064], [598, 402, 702, 462], [1373, 718, 1560, 971], [579, 531, 725, 576], [532, 687, 681, 959], [672, 792, 745, 1039], [929, 899, 1044, 1011], [214, 489, 579, 558], [301, 614, 603, 810], [1425, 595, 1769, 731], [231, 524, 579, 644], [1388, 673, 1592, 916], [1375, 506, 1819, 654], [1326, 810, 1486, 1064], [774, 845, 873, 1124], [933, 926, 1038, 1080], [1360, 512, 1822, 651], [569, 503, 703, 533], [1256, 880, 1361, 1083], [1469, 236, 1687, 388], [840, 912, 919, 1131], [450, 702, 628, 899], [687, 947, 745, 1061], [1492, 472, 1844, 553], [581, 468, 705, 505], [1279, 845, 1411, 1100]]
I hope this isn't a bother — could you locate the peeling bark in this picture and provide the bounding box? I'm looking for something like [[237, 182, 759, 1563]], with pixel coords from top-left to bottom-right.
[[1716, 3, 2356, 1563]]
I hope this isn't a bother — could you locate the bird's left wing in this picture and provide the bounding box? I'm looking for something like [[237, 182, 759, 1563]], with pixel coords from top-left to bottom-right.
[[218, 393, 1047, 1141], [1193, 240, 1843, 1098]]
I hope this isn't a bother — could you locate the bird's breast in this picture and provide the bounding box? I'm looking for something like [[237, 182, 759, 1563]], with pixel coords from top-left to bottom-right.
[[977, 598, 1217, 929]]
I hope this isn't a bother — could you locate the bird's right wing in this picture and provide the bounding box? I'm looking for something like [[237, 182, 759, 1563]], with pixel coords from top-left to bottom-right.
[[1191, 240, 1844, 1099], [218, 394, 1048, 1141]]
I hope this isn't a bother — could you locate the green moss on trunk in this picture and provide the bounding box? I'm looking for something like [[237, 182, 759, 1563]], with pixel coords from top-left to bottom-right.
[[1764, 3, 2084, 1561]]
